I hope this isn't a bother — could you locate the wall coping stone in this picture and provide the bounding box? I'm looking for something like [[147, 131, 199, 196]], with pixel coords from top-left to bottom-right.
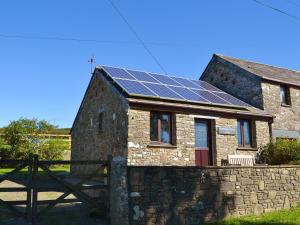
[[128, 165, 300, 169]]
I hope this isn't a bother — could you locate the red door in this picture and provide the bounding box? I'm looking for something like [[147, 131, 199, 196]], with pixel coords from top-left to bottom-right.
[[195, 119, 212, 166], [195, 148, 209, 166]]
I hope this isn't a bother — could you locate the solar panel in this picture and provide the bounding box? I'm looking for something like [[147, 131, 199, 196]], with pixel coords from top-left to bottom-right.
[[169, 86, 209, 103], [142, 82, 184, 99], [102, 66, 135, 80], [192, 90, 230, 105], [149, 73, 183, 86], [126, 70, 159, 83], [193, 80, 223, 92], [213, 92, 249, 106], [101, 66, 249, 108], [114, 79, 156, 96], [171, 77, 201, 89]]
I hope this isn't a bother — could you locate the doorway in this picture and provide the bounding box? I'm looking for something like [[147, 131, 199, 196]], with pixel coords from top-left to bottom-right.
[[195, 119, 213, 166]]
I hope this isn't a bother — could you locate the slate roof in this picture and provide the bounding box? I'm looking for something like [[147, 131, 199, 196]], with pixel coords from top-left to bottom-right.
[[214, 54, 300, 87]]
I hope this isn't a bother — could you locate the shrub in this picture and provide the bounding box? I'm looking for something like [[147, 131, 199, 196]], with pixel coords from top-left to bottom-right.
[[0, 118, 65, 161], [38, 139, 66, 161], [258, 139, 300, 165], [0, 143, 13, 160]]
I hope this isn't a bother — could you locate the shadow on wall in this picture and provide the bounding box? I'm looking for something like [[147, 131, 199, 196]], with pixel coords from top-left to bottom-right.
[[128, 167, 236, 225]]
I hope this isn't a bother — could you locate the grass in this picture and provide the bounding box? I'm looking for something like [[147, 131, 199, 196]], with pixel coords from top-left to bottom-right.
[[0, 165, 70, 175], [204, 205, 300, 225]]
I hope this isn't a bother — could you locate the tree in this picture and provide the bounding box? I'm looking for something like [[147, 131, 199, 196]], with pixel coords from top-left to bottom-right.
[[0, 118, 66, 160]]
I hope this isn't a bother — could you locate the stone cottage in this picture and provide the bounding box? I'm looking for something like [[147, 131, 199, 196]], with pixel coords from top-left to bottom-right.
[[201, 54, 300, 140], [71, 66, 272, 167]]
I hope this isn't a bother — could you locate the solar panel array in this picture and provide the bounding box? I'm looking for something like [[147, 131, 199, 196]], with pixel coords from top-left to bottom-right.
[[101, 66, 249, 107]]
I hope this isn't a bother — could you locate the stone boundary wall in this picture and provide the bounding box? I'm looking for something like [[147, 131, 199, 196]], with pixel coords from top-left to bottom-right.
[[127, 166, 300, 225]]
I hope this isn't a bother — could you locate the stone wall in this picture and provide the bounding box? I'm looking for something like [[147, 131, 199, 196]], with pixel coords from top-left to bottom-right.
[[127, 110, 195, 166], [215, 119, 269, 165], [71, 71, 129, 174], [128, 166, 300, 225], [201, 56, 264, 109], [127, 109, 270, 166], [262, 82, 300, 135]]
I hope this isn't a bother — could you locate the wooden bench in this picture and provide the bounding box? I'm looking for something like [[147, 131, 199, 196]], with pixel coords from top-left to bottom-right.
[[227, 154, 255, 166]]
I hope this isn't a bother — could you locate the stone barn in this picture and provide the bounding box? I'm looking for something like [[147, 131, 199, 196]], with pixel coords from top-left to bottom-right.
[[71, 66, 273, 168], [201, 54, 300, 140]]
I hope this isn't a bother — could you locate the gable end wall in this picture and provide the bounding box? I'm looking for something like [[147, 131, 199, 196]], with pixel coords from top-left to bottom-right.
[[71, 70, 129, 174], [201, 57, 264, 109]]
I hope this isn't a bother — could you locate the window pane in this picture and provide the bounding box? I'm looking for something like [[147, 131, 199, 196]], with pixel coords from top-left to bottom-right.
[[280, 86, 287, 104], [195, 120, 208, 148], [150, 113, 158, 141], [160, 113, 171, 143], [243, 121, 251, 146], [237, 120, 242, 145]]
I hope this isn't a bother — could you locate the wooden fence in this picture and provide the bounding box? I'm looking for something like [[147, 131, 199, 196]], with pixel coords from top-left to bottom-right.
[[0, 154, 110, 225]]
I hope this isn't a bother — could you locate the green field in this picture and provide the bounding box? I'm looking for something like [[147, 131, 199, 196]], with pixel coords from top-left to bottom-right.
[[0, 166, 70, 175], [204, 205, 300, 225]]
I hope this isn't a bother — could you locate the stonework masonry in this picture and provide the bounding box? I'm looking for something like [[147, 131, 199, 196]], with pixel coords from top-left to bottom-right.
[[128, 166, 300, 225], [127, 110, 194, 166], [201, 56, 300, 139], [262, 82, 300, 132], [71, 71, 129, 174], [127, 109, 270, 166], [215, 119, 269, 165], [110, 156, 129, 225], [201, 57, 264, 109]]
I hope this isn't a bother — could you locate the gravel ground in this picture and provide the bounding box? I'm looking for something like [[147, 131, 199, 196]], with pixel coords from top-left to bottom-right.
[[0, 180, 76, 201]]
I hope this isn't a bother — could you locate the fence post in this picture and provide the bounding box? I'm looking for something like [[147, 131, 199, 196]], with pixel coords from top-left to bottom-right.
[[26, 154, 33, 221], [110, 156, 129, 225], [31, 154, 38, 225]]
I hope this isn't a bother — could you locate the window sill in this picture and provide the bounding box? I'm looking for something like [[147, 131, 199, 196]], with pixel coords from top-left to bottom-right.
[[147, 143, 177, 148], [237, 147, 257, 151], [281, 104, 291, 108]]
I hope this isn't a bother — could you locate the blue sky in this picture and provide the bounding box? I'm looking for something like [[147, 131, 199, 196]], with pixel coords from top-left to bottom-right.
[[1, 0, 300, 128]]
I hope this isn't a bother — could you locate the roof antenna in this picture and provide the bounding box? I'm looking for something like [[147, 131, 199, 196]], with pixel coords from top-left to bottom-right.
[[88, 54, 96, 75]]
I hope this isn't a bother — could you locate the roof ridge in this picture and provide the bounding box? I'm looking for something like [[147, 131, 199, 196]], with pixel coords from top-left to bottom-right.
[[215, 54, 300, 75]]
